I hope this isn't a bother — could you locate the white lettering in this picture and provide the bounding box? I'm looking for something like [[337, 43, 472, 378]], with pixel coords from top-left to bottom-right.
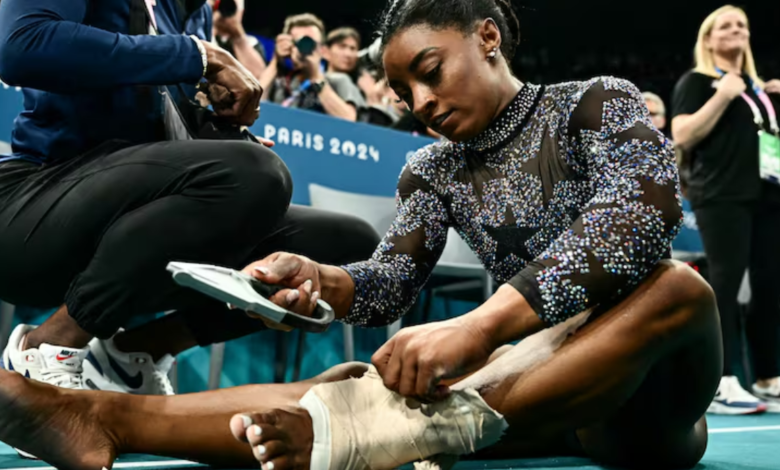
[[369, 146, 380, 162], [277, 127, 290, 145], [313, 135, 324, 151], [330, 138, 341, 155], [264, 125, 276, 140], [342, 140, 356, 157], [291, 130, 304, 148]]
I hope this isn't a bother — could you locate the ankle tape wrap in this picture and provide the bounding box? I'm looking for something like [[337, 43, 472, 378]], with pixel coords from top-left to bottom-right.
[[299, 366, 508, 470]]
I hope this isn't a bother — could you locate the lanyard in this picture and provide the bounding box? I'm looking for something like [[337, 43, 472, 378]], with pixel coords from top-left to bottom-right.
[[145, 0, 158, 32], [716, 68, 779, 134]]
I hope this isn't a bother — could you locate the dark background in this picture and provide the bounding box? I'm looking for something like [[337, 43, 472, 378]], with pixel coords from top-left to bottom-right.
[[243, 0, 779, 106]]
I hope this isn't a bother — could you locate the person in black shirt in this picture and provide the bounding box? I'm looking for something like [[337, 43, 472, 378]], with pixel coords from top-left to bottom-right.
[[672, 5, 780, 414]]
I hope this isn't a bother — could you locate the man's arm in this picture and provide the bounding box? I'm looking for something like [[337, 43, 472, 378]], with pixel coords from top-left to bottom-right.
[[231, 35, 267, 79], [315, 73, 362, 121], [317, 83, 359, 121], [0, 0, 203, 93]]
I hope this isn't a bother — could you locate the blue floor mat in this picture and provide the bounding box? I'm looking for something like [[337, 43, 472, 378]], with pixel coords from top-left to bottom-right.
[[2, 415, 779, 469]]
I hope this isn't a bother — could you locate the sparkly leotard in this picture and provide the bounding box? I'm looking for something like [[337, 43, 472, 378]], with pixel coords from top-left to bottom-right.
[[342, 77, 682, 327]]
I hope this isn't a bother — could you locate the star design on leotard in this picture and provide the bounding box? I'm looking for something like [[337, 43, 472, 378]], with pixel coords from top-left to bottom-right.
[[483, 224, 537, 264]]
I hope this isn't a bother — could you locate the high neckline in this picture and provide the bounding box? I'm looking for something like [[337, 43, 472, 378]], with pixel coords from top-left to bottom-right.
[[462, 84, 542, 154]]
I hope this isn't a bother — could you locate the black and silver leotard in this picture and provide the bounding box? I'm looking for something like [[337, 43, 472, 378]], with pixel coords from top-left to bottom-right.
[[342, 77, 682, 327]]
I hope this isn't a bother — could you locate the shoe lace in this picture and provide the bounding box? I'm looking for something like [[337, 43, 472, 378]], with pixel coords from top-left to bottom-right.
[[149, 356, 175, 395], [40, 367, 84, 389], [152, 370, 174, 395]]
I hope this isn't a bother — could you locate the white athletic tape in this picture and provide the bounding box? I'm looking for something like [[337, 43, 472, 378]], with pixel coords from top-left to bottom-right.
[[299, 366, 508, 470]]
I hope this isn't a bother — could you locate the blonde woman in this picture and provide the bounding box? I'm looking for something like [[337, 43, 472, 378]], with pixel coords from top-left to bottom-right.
[[672, 5, 780, 415]]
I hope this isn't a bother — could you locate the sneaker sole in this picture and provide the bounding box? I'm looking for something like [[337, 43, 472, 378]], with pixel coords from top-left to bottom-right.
[[707, 401, 767, 415], [15, 448, 38, 460]]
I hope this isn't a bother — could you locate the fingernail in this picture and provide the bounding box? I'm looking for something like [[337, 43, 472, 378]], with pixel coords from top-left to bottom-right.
[[311, 291, 320, 304], [253, 425, 262, 436], [286, 290, 300, 304], [255, 267, 270, 275], [241, 415, 252, 429], [266, 463, 275, 470], [304, 279, 312, 295], [257, 445, 266, 456]]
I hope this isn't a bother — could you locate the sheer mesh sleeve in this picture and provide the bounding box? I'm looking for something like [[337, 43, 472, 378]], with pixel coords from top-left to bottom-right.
[[509, 78, 682, 325], [341, 164, 449, 327]]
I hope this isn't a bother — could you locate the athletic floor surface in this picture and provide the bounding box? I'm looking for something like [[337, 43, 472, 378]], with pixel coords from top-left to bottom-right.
[[1, 414, 778, 470]]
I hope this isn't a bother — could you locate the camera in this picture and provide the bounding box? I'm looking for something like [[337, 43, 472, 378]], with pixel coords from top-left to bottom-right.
[[295, 36, 317, 57], [216, 0, 237, 18]]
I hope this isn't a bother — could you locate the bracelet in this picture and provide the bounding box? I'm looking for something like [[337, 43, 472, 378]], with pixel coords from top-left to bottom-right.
[[189, 35, 208, 79]]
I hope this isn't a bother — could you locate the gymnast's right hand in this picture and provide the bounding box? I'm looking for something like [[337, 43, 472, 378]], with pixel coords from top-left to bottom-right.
[[198, 39, 264, 126], [241, 253, 321, 331]]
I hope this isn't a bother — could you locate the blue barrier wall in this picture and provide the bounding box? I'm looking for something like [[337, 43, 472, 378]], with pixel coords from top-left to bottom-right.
[[247, 103, 435, 204]]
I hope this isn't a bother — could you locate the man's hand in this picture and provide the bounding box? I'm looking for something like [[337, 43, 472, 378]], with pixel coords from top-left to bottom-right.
[[274, 34, 294, 60], [213, 0, 246, 39], [201, 40, 263, 126], [301, 48, 325, 81]]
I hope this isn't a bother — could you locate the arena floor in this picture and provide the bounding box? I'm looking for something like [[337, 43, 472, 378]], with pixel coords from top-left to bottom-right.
[[1, 414, 778, 470]]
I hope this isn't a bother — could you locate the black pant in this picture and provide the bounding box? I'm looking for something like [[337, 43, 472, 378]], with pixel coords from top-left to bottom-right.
[[0, 141, 379, 345], [694, 199, 780, 379]]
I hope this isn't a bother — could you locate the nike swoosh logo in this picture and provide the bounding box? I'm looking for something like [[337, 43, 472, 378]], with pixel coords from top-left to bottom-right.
[[107, 354, 143, 389], [56, 354, 74, 361]]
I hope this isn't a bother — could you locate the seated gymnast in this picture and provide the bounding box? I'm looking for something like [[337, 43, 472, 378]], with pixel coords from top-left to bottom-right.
[[0, 0, 721, 469]]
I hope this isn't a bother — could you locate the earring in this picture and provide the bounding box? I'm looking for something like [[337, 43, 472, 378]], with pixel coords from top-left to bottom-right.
[[487, 47, 498, 60]]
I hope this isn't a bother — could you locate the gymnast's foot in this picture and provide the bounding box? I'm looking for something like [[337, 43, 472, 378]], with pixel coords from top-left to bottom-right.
[[0, 368, 117, 470], [230, 408, 314, 470]]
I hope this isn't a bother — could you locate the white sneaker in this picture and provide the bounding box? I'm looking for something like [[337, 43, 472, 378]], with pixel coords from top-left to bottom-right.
[[83, 333, 175, 395], [0, 324, 95, 461], [708, 376, 768, 415], [752, 378, 780, 413], [1, 324, 91, 390]]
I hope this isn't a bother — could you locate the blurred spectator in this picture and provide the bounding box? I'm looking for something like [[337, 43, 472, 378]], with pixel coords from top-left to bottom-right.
[[324, 27, 361, 76], [259, 14, 365, 121], [671, 5, 780, 415], [642, 91, 667, 131], [208, 0, 266, 79], [355, 68, 406, 127]]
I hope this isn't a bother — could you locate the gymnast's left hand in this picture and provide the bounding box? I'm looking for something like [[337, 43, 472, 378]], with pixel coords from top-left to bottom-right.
[[371, 317, 494, 402]]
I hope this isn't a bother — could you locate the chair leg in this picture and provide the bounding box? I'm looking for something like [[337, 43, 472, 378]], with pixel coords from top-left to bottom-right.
[[274, 330, 289, 383], [208, 342, 226, 390], [0, 302, 15, 352], [421, 288, 434, 325], [343, 324, 355, 363], [292, 331, 306, 382], [387, 319, 402, 340], [482, 272, 494, 302]]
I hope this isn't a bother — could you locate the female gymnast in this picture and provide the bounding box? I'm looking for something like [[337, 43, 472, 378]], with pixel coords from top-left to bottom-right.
[[0, 1, 720, 469]]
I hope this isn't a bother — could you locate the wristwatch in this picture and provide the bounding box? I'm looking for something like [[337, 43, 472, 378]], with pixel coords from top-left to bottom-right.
[[310, 79, 327, 94]]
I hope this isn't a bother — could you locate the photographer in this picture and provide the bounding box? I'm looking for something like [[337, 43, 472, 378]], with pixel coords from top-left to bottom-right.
[[209, 0, 267, 79], [259, 14, 365, 121]]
